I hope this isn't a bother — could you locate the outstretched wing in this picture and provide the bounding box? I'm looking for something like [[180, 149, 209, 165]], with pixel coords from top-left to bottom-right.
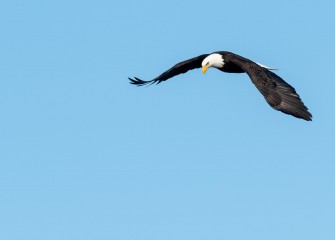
[[129, 54, 209, 86], [229, 57, 312, 121]]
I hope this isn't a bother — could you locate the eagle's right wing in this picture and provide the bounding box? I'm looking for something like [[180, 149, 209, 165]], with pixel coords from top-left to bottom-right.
[[129, 54, 209, 86]]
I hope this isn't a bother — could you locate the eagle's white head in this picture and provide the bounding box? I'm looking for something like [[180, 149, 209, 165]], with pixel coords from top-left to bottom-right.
[[201, 53, 225, 74]]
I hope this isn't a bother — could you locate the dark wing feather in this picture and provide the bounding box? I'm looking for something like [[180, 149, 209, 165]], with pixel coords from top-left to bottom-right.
[[129, 54, 209, 86], [229, 56, 312, 121]]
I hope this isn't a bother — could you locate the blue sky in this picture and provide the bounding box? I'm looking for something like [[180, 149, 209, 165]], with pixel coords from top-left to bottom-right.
[[1, 0, 334, 239]]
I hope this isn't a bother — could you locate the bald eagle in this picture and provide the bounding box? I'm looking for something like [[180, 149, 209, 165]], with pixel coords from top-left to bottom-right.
[[129, 51, 312, 121]]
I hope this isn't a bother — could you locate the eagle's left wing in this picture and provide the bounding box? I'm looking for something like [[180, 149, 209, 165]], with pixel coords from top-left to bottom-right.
[[231, 57, 312, 121]]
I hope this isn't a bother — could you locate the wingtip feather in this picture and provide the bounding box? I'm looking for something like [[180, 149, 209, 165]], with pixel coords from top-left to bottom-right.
[[128, 77, 154, 86], [128, 77, 162, 86]]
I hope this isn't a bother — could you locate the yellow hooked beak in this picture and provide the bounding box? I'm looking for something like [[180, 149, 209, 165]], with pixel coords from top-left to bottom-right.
[[202, 65, 209, 74]]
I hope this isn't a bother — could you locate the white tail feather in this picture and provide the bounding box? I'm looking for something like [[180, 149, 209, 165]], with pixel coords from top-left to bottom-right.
[[256, 62, 277, 70]]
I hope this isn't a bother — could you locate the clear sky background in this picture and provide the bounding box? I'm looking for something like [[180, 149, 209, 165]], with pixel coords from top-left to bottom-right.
[[0, 0, 334, 239]]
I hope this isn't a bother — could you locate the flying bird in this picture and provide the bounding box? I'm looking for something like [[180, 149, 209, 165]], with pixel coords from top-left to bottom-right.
[[129, 51, 312, 121]]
